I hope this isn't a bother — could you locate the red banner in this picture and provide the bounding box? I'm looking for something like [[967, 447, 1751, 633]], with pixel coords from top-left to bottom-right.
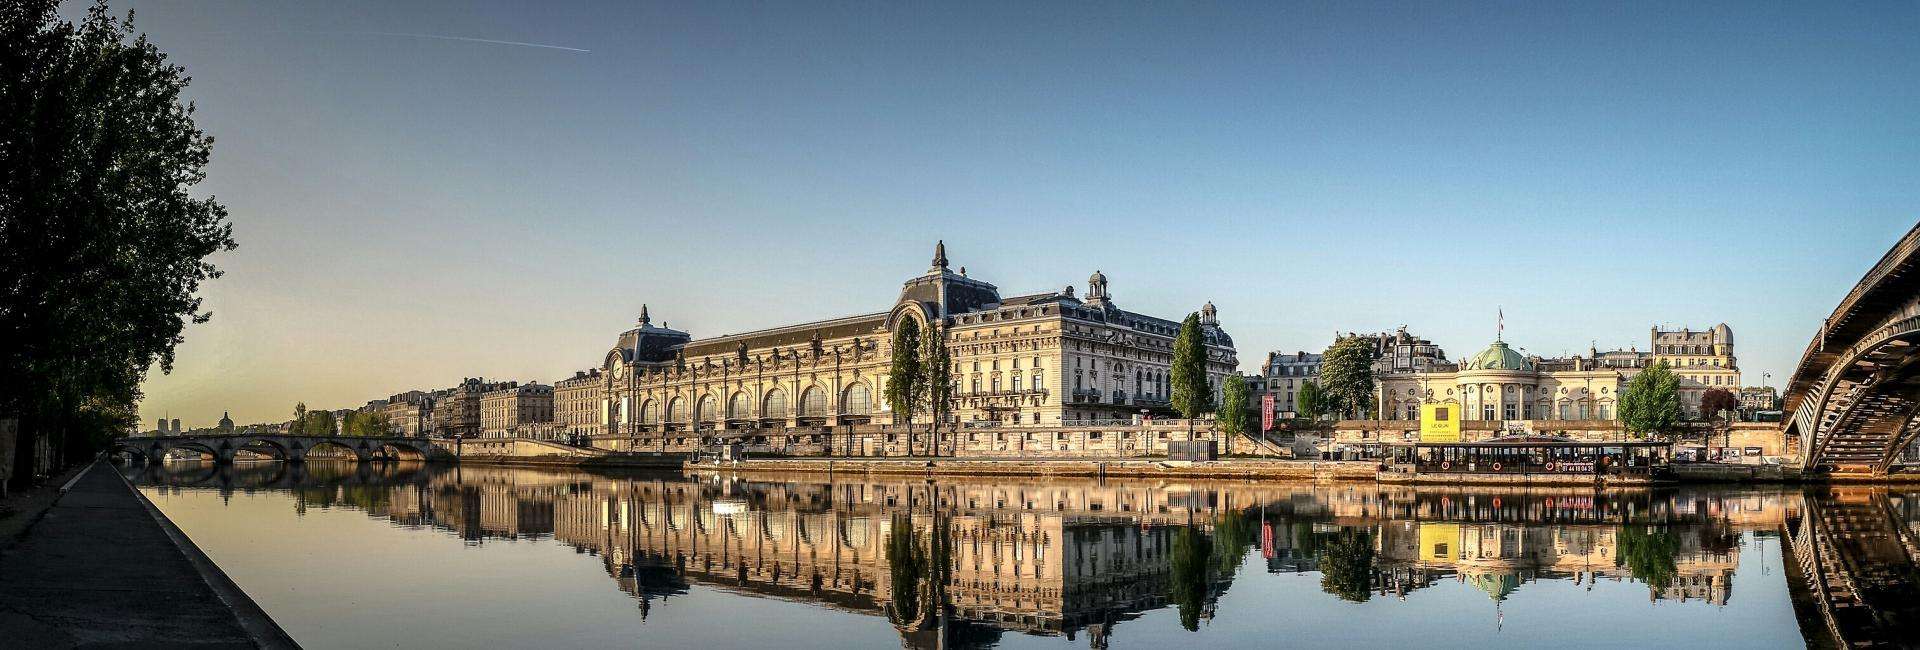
[[1261, 393, 1275, 432]]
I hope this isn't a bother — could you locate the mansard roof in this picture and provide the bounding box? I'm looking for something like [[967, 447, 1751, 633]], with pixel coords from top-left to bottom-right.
[[676, 312, 889, 358]]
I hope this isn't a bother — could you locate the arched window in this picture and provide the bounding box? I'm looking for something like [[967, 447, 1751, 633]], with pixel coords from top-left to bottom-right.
[[728, 392, 751, 419], [639, 399, 656, 424], [844, 383, 872, 415], [800, 387, 827, 416], [667, 397, 684, 422], [764, 388, 787, 418], [696, 395, 715, 422]]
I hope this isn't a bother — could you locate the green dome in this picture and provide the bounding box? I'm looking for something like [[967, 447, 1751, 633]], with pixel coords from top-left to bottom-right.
[[1469, 573, 1521, 602], [1466, 341, 1533, 371]]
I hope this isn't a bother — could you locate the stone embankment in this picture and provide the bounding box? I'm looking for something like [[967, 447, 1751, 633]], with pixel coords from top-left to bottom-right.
[[686, 457, 1381, 481], [0, 460, 296, 648]]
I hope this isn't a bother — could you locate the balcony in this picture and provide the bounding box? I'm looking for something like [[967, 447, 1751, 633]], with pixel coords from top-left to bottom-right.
[[960, 388, 1050, 399]]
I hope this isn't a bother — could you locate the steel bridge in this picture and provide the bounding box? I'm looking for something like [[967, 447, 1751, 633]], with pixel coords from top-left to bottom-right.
[[1785, 222, 1920, 476]]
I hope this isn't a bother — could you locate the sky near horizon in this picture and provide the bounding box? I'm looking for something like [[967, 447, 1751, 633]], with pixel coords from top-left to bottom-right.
[[86, 1, 1920, 428]]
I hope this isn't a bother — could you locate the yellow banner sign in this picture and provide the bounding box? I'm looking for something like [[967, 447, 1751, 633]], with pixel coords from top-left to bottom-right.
[[1420, 403, 1460, 443]]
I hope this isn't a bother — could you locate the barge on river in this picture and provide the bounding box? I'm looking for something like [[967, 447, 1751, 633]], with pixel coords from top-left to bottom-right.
[[1377, 434, 1674, 486]]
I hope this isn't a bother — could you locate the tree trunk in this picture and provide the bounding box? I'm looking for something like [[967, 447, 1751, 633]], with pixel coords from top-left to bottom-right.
[[10, 410, 39, 493]]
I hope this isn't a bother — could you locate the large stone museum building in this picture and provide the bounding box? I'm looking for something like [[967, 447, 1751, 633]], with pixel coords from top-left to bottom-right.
[[578, 243, 1237, 444]]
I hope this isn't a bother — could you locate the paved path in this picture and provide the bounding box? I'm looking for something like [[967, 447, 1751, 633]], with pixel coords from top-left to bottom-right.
[[0, 461, 295, 648]]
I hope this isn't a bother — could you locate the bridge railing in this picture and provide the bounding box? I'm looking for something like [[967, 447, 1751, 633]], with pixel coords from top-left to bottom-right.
[[1785, 221, 1920, 412]]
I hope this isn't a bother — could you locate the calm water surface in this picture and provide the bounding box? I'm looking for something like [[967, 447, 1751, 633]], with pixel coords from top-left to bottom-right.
[[127, 462, 1920, 649]]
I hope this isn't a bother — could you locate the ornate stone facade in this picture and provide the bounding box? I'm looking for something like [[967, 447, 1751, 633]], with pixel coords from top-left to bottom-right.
[[1372, 322, 1743, 427], [433, 378, 516, 438], [1650, 324, 1741, 418], [481, 383, 553, 436], [588, 243, 1237, 448], [554, 369, 604, 437], [380, 390, 433, 437], [1376, 338, 1630, 425]]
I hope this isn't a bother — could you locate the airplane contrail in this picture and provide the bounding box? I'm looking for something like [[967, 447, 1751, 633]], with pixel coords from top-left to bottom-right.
[[200, 30, 592, 53], [352, 31, 590, 53]]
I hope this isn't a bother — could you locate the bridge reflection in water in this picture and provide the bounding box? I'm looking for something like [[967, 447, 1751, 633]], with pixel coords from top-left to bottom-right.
[[1782, 488, 1920, 648], [131, 463, 1920, 649]]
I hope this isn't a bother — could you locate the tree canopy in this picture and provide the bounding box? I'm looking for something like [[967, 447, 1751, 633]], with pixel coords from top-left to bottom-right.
[[918, 321, 951, 451], [1170, 313, 1213, 421], [1620, 362, 1683, 437], [1217, 374, 1250, 438], [346, 410, 392, 437], [292, 408, 336, 436], [1318, 337, 1378, 419], [1297, 381, 1324, 421], [2, 1, 234, 489], [1699, 388, 1739, 421], [886, 318, 923, 427]]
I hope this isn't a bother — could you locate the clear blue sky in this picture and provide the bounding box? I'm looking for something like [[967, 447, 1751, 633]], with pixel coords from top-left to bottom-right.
[[88, 1, 1920, 427]]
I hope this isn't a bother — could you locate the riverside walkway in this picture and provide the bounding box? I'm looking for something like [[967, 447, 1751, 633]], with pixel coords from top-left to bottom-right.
[[0, 460, 294, 648]]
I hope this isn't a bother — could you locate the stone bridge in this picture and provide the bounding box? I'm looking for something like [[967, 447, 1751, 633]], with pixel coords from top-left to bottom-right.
[[1785, 222, 1920, 475], [114, 433, 445, 464]]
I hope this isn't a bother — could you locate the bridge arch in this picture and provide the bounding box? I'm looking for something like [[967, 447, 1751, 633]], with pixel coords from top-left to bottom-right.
[[231, 437, 293, 461], [118, 439, 220, 463], [301, 439, 371, 462], [372, 439, 432, 461], [1786, 223, 1920, 476]]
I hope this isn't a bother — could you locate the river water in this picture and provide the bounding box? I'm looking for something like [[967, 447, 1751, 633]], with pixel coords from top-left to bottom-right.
[[126, 462, 1920, 649]]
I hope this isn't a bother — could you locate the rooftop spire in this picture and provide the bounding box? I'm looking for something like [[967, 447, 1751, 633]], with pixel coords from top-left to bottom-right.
[[638, 304, 651, 326], [932, 240, 948, 270]]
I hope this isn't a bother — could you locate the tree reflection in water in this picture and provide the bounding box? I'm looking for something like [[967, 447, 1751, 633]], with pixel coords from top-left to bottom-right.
[[1211, 510, 1253, 576], [1166, 524, 1213, 632], [1615, 524, 1681, 592], [886, 513, 929, 629], [1319, 528, 1377, 603]]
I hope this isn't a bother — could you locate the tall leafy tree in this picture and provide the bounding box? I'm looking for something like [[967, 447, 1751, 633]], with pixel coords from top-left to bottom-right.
[[348, 411, 392, 437], [1217, 374, 1251, 446], [292, 402, 308, 433], [1621, 362, 1682, 438], [1169, 313, 1213, 438], [886, 318, 923, 444], [2, 1, 235, 490], [918, 322, 951, 455], [303, 410, 337, 437], [1318, 337, 1378, 419], [1296, 381, 1325, 421]]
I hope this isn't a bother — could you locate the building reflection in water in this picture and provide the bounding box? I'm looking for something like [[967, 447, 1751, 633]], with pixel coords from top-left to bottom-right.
[[132, 462, 1920, 649]]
